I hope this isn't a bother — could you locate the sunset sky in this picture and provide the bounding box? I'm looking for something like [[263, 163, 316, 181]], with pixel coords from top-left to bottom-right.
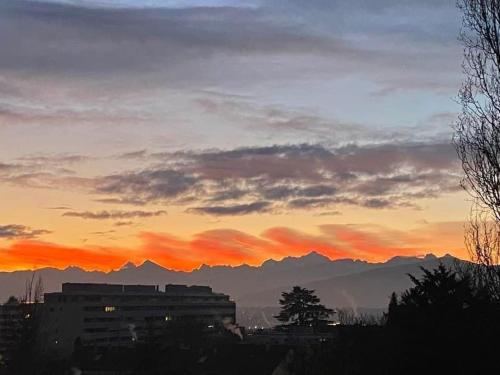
[[0, 0, 470, 271]]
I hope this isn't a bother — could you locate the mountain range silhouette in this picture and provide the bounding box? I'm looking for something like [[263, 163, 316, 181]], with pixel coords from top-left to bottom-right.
[[0, 252, 460, 310]]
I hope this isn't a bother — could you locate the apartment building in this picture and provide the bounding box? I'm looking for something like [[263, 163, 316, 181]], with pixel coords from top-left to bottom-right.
[[0, 298, 40, 362], [42, 283, 236, 357], [0, 299, 22, 362]]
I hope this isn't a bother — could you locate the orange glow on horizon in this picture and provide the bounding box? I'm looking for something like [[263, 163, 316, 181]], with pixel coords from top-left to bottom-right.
[[0, 222, 468, 272]]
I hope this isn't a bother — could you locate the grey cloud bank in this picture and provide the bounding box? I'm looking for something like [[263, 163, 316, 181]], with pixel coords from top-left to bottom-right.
[[0, 0, 460, 90], [94, 141, 461, 214], [62, 210, 167, 220], [0, 136, 461, 215], [0, 224, 51, 239], [0, 0, 461, 159], [0, 1, 465, 219]]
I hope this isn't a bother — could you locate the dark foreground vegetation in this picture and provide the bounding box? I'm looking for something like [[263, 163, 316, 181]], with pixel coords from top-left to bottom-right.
[[2, 262, 500, 375], [313, 265, 500, 375]]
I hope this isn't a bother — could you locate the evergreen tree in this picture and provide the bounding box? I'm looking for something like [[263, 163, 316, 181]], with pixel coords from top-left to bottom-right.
[[385, 292, 399, 326], [397, 264, 474, 320], [275, 286, 333, 327]]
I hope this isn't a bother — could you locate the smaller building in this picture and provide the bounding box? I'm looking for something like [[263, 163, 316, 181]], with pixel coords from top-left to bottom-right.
[[0, 299, 21, 361], [42, 283, 236, 357], [0, 298, 39, 363]]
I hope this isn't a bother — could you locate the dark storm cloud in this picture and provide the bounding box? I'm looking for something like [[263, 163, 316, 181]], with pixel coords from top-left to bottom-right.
[[0, 224, 51, 239], [63, 210, 167, 220]]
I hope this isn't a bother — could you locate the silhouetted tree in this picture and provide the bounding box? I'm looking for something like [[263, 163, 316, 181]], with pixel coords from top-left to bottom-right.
[[382, 264, 500, 374], [461, 209, 500, 299], [295, 263, 500, 375], [387, 264, 476, 326], [5, 274, 46, 375], [21, 273, 44, 304], [455, 0, 500, 298], [336, 307, 357, 326], [275, 286, 333, 327], [455, 0, 500, 221], [336, 307, 383, 326], [385, 292, 399, 326]]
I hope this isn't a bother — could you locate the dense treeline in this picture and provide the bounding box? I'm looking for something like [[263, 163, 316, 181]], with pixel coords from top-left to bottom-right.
[[287, 264, 500, 375]]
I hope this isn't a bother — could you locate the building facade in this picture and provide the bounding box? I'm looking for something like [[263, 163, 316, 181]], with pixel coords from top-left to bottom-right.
[[0, 299, 22, 362], [0, 298, 40, 364], [42, 283, 236, 357]]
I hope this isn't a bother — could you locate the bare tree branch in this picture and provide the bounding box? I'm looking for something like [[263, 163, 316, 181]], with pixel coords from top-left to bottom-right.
[[455, 1, 500, 298]]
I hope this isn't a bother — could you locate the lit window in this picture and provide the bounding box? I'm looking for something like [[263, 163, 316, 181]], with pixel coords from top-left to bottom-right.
[[104, 306, 115, 312], [165, 315, 172, 321]]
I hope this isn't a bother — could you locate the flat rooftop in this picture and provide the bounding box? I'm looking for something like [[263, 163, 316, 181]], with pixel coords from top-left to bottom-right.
[[58, 283, 217, 295]]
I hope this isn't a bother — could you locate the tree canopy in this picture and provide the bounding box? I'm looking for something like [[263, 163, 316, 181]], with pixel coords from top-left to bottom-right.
[[386, 264, 476, 327], [275, 286, 333, 327]]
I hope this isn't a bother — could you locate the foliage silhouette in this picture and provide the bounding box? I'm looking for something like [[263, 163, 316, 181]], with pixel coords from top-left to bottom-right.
[[455, 0, 500, 301], [275, 286, 333, 327]]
